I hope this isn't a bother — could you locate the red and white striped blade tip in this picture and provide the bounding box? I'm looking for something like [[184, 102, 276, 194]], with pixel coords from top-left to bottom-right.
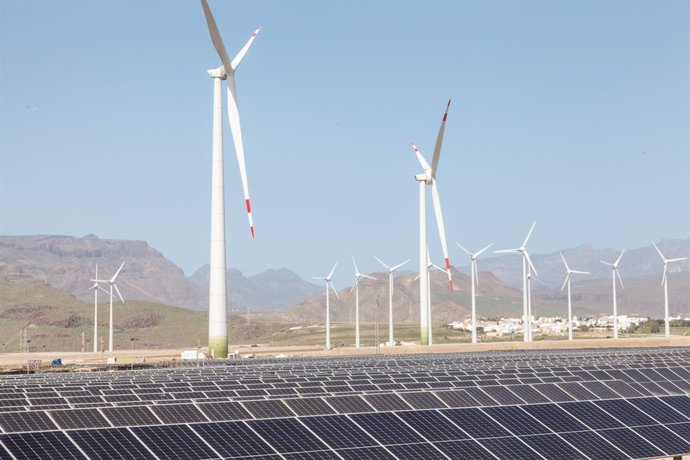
[[443, 100, 451, 121]]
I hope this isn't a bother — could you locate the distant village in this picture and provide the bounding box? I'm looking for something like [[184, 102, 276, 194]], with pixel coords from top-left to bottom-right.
[[447, 315, 686, 337]]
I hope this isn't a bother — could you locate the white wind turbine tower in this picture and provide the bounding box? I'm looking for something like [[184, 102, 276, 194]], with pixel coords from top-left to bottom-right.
[[495, 221, 537, 342], [456, 242, 493, 344], [85, 265, 110, 353], [560, 253, 589, 341], [601, 250, 625, 339], [412, 100, 454, 346], [375, 257, 409, 347], [351, 256, 375, 348], [91, 262, 125, 352], [653, 243, 687, 338], [415, 249, 445, 345], [312, 262, 339, 350], [200, 0, 259, 359]]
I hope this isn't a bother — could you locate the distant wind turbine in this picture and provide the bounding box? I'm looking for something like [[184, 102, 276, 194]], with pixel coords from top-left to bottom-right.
[[91, 262, 125, 352], [412, 100, 454, 345], [85, 265, 110, 353], [375, 257, 408, 347], [560, 253, 589, 341], [495, 221, 538, 342], [351, 256, 375, 348], [200, 0, 260, 359], [601, 250, 625, 339], [456, 242, 493, 344], [653, 243, 687, 337], [312, 262, 339, 350]]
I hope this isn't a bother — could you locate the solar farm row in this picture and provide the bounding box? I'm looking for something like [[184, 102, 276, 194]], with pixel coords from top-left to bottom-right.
[[0, 348, 689, 459]]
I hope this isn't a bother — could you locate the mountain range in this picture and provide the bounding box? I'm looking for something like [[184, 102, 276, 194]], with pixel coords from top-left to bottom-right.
[[1, 235, 688, 323]]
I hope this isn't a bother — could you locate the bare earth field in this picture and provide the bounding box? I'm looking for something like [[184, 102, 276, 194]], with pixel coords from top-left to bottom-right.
[[2, 336, 690, 370]]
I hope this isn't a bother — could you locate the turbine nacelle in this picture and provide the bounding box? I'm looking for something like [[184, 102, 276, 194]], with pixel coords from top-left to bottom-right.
[[207, 67, 227, 79]]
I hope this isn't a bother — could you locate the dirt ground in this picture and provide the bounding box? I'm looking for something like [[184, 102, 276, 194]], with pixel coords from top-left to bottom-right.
[[2, 336, 690, 370]]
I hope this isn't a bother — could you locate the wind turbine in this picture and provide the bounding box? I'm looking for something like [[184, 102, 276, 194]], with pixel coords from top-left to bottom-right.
[[601, 250, 625, 339], [312, 262, 339, 350], [495, 221, 537, 342], [414, 250, 445, 345], [91, 262, 125, 352], [85, 265, 110, 353], [200, 0, 260, 359], [412, 100, 454, 345], [375, 257, 409, 347], [653, 243, 687, 337], [351, 256, 375, 348], [560, 253, 589, 341], [456, 242, 493, 344]]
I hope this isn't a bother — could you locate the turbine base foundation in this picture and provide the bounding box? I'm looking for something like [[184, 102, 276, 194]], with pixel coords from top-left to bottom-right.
[[208, 336, 228, 359]]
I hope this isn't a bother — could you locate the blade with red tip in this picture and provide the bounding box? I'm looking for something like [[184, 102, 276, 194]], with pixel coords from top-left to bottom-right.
[[431, 180, 452, 291], [231, 28, 260, 72], [412, 143, 431, 173], [226, 77, 254, 238], [431, 100, 450, 178]]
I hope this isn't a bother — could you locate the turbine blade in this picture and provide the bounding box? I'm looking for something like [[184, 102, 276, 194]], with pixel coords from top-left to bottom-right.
[[561, 275, 569, 292], [199, 0, 232, 75], [560, 252, 570, 271], [455, 242, 472, 256], [430, 99, 451, 178], [329, 282, 340, 299], [374, 256, 391, 270], [414, 273, 420, 282], [412, 143, 431, 173], [351, 255, 359, 277], [473, 260, 479, 286], [524, 251, 537, 276], [662, 266, 667, 286], [310, 276, 326, 281], [391, 259, 410, 272], [350, 279, 357, 294], [110, 262, 125, 282], [668, 257, 688, 263], [652, 242, 666, 261], [362, 274, 376, 280], [600, 261, 613, 266], [328, 261, 339, 280], [495, 248, 521, 254], [226, 78, 255, 238], [615, 268, 624, 290], [614, 249, 626, 266], [230, 28, 260, 71], [113, 284, 125, 303], [571, 270, 590, 275], [522, 221, 537, 247], [431, 180, 452, 291], [475, 243, 494, 258], [97, 286, 110, 296]]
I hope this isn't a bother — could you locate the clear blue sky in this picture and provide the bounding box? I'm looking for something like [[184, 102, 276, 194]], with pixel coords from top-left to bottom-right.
[[1, 0, 688, 285]]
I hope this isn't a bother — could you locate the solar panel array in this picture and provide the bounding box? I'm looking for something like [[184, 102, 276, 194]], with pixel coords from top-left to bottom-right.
[[0, 347, 689, 459]]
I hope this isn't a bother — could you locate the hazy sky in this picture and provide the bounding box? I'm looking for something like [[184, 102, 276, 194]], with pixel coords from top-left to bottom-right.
[[1, 0, 688, 284]]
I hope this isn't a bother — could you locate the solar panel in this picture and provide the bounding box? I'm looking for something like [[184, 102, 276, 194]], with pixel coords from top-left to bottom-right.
[[348, 412, 425, 445], [149, 403, 208, 424], [559, 430, 629, 460], [507, 384, 551, 404], [593, 399, 658, 427], [49, 408, 112, 429], [284, 398, 336, 416], [66, 427, 156, 460], [660, 395, 690, 418], [521, 403, 587, 433], [632, 424, 690, 456], [396, 409, 470, 442], [478, 436, 542, 460], [247, 417, 329, 454], [519, 433, 587, 460], [0, 411, 58, 433], [0, 431, 86, 459], [481, 406, 550, 436], [189, 421, 278, 458], [300, 415, 377, 449], [335, 446, 396, 459], [197, 401, 253, 421], [434, 389, 482, 408], [131, 424, 220, 460], [363, 393, 412, 412], [603, 380, 645, 398], [433, 439, 496, 459], [386, 442, 447, 459], [440, 408, 511, 439], [532, 383, 576, 402], [627, 396, 689, 424], [481, 386, 525, 405], [100, 406, 160, 427], [398, 392, 447, 409], [242, 399, 295, 419], [461, 387, 498, 406], [558, 401, 624, 430], [282, 450, 341, 460], [596, 427, 665, 459], [323, 396, 374, 414]]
